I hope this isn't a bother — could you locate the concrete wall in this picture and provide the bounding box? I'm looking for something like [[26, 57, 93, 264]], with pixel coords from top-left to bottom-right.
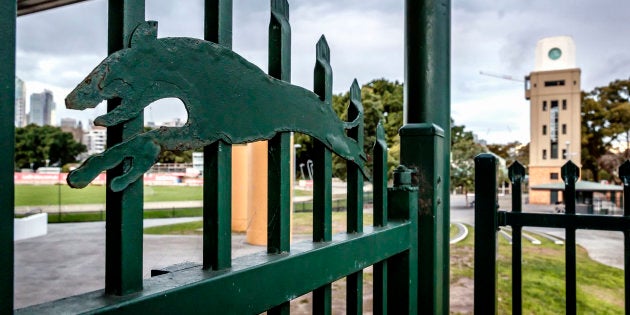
[[15, 213, 48, 241]]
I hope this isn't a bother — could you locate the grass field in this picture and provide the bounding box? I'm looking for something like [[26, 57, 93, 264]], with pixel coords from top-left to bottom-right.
[[145, 220, 623, 313], [15, 184, 315, 206], [15, 185, 204, 206], [451, 226, 624, 314], [144, 211, 375, 235]]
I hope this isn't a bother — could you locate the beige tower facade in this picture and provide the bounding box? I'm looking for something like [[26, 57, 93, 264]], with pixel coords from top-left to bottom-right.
[[525, 36, 581, 204]]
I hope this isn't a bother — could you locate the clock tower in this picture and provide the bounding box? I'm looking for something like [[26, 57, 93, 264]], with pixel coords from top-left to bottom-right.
[[525, 36, 581, 204]]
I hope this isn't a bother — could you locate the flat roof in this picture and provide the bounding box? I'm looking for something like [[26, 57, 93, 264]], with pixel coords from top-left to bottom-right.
[[18, 0, 89, 16], [530, 180, 622, 192]]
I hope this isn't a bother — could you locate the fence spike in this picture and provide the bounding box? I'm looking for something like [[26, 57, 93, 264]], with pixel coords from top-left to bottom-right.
[[316, 35, 330, 64], [375, 122, 387, 150], [347, 79, 363, 147], [620, 160, 630, 186], [350, 79, 362, 112], [561, 160, 580, 184], [508, 161, 525, 184]]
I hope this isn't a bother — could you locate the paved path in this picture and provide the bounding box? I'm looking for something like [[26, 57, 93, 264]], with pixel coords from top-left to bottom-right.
[[14, 217, 270, 308]]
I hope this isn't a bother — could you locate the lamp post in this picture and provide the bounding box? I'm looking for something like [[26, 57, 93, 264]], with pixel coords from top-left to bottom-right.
[[293, 143, 302, 181]]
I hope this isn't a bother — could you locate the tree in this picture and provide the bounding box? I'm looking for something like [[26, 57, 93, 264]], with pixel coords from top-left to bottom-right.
[[143, 127, 194, 163], [581, 79, 630, 181], [450, 122, 486, 202], [295, 79, 403, 180], [15, 124, 86, 170], [486, 141, 529, 167]]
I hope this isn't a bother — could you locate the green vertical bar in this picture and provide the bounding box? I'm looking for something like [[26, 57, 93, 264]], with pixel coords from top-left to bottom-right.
[[346, 80, 364, 314], [509, 162, 525, 315], [562, 161, 579, 315], [387, 166, 418, 314], [312, 35, 333, 315], [105, 0, 145, 296], [0, 1, 15, 311], [267, 0, 291, 255], [620, 161, 630, 313], [399, 123, 444, 312], [474, 153, 498, 314], [203, 141, 232, 270], [204, 0, 232, 48], [372, 123, 388, 314], [267, 1, 290, 313], [267, 133, 291, 254], [203, 0, 233, 271], [404, 1, 451, 313]]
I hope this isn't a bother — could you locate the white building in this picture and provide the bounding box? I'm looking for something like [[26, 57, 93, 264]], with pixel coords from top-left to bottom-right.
[[83, 125, 107, 155], [15, 77, 26, 127]]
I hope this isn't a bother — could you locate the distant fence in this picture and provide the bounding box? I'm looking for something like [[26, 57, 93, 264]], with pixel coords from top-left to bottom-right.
[[14, 172, 203, 186]]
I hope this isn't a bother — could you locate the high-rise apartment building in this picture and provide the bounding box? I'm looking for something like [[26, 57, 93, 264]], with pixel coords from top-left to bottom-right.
[[525, 36, 581, 204], [15, 77, 26, 127], [29, 89, 56, 126], [83, 125, 107, 155]]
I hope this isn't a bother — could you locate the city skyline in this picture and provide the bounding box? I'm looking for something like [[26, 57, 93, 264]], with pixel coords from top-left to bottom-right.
[[15, 0, 630, 144]]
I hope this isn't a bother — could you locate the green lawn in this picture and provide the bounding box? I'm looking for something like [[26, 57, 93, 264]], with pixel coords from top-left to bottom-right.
[[144, 211, 374, 235], [451, 226, 624, 314], [15, 184, 203, 206]]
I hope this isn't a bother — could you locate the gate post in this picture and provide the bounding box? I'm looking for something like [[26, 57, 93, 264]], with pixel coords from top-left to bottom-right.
[[399, 123, 444, 312], [404, 0, 451, 312], [0, 0, 16, 311], [474, 153, 498, 314]]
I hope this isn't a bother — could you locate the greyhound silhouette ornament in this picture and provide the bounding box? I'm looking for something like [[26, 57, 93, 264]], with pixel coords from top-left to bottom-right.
[[66, 21, 366, 192]]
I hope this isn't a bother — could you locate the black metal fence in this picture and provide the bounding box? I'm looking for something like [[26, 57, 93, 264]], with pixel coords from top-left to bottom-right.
[[474, 153, 630, 315]]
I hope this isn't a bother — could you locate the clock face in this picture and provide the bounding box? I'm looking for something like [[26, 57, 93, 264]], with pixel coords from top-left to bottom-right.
[[548, 48, 562, 60]]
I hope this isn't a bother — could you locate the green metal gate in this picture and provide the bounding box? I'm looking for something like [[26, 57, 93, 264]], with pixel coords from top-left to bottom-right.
[[474, 153, 630, 314], [2, 0, 454, 313]]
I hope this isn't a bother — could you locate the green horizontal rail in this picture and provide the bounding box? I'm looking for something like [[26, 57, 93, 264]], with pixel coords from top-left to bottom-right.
[[500, 212, 630, 231], [18, 222, 411, 314]]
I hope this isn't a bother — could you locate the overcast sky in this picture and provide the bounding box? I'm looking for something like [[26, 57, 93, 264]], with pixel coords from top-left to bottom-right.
[[15, 0, 630, 144]]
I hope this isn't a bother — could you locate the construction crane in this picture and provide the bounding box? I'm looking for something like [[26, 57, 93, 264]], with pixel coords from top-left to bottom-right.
[[479, 71, 524, 83]]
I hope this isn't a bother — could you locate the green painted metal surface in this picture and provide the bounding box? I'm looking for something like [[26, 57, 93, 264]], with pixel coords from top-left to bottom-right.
[[203, 141, 232, 270], [404, 1, 451, 312], [0, 1, 16, 312], [6, 1, 423, 312], [312, 35, 334, 314], [104, 0, 145, 296], [65, 20, 366, 192], [399, 122, 445, 313], [267, 0, 291, 261], [372, 124, 388, 314], [346, 81, 364, 314], [18, 223, 413, 314], [473, 153, 498, 315], [387, 165, 419, 314], [203, 0, 232, 272]]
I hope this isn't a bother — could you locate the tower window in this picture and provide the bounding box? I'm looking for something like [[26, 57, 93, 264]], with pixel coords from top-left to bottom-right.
[[550, 173, 559, 180], [562, 149, 567, 159], [545, 80, 565, 87], [543, 101, 547, 111], [543, 149, 547, 160], [543, 125, 547, 135], [562, 124, 567, 135], [562, 99, 567, 110], [551, 142, 558, 159]]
